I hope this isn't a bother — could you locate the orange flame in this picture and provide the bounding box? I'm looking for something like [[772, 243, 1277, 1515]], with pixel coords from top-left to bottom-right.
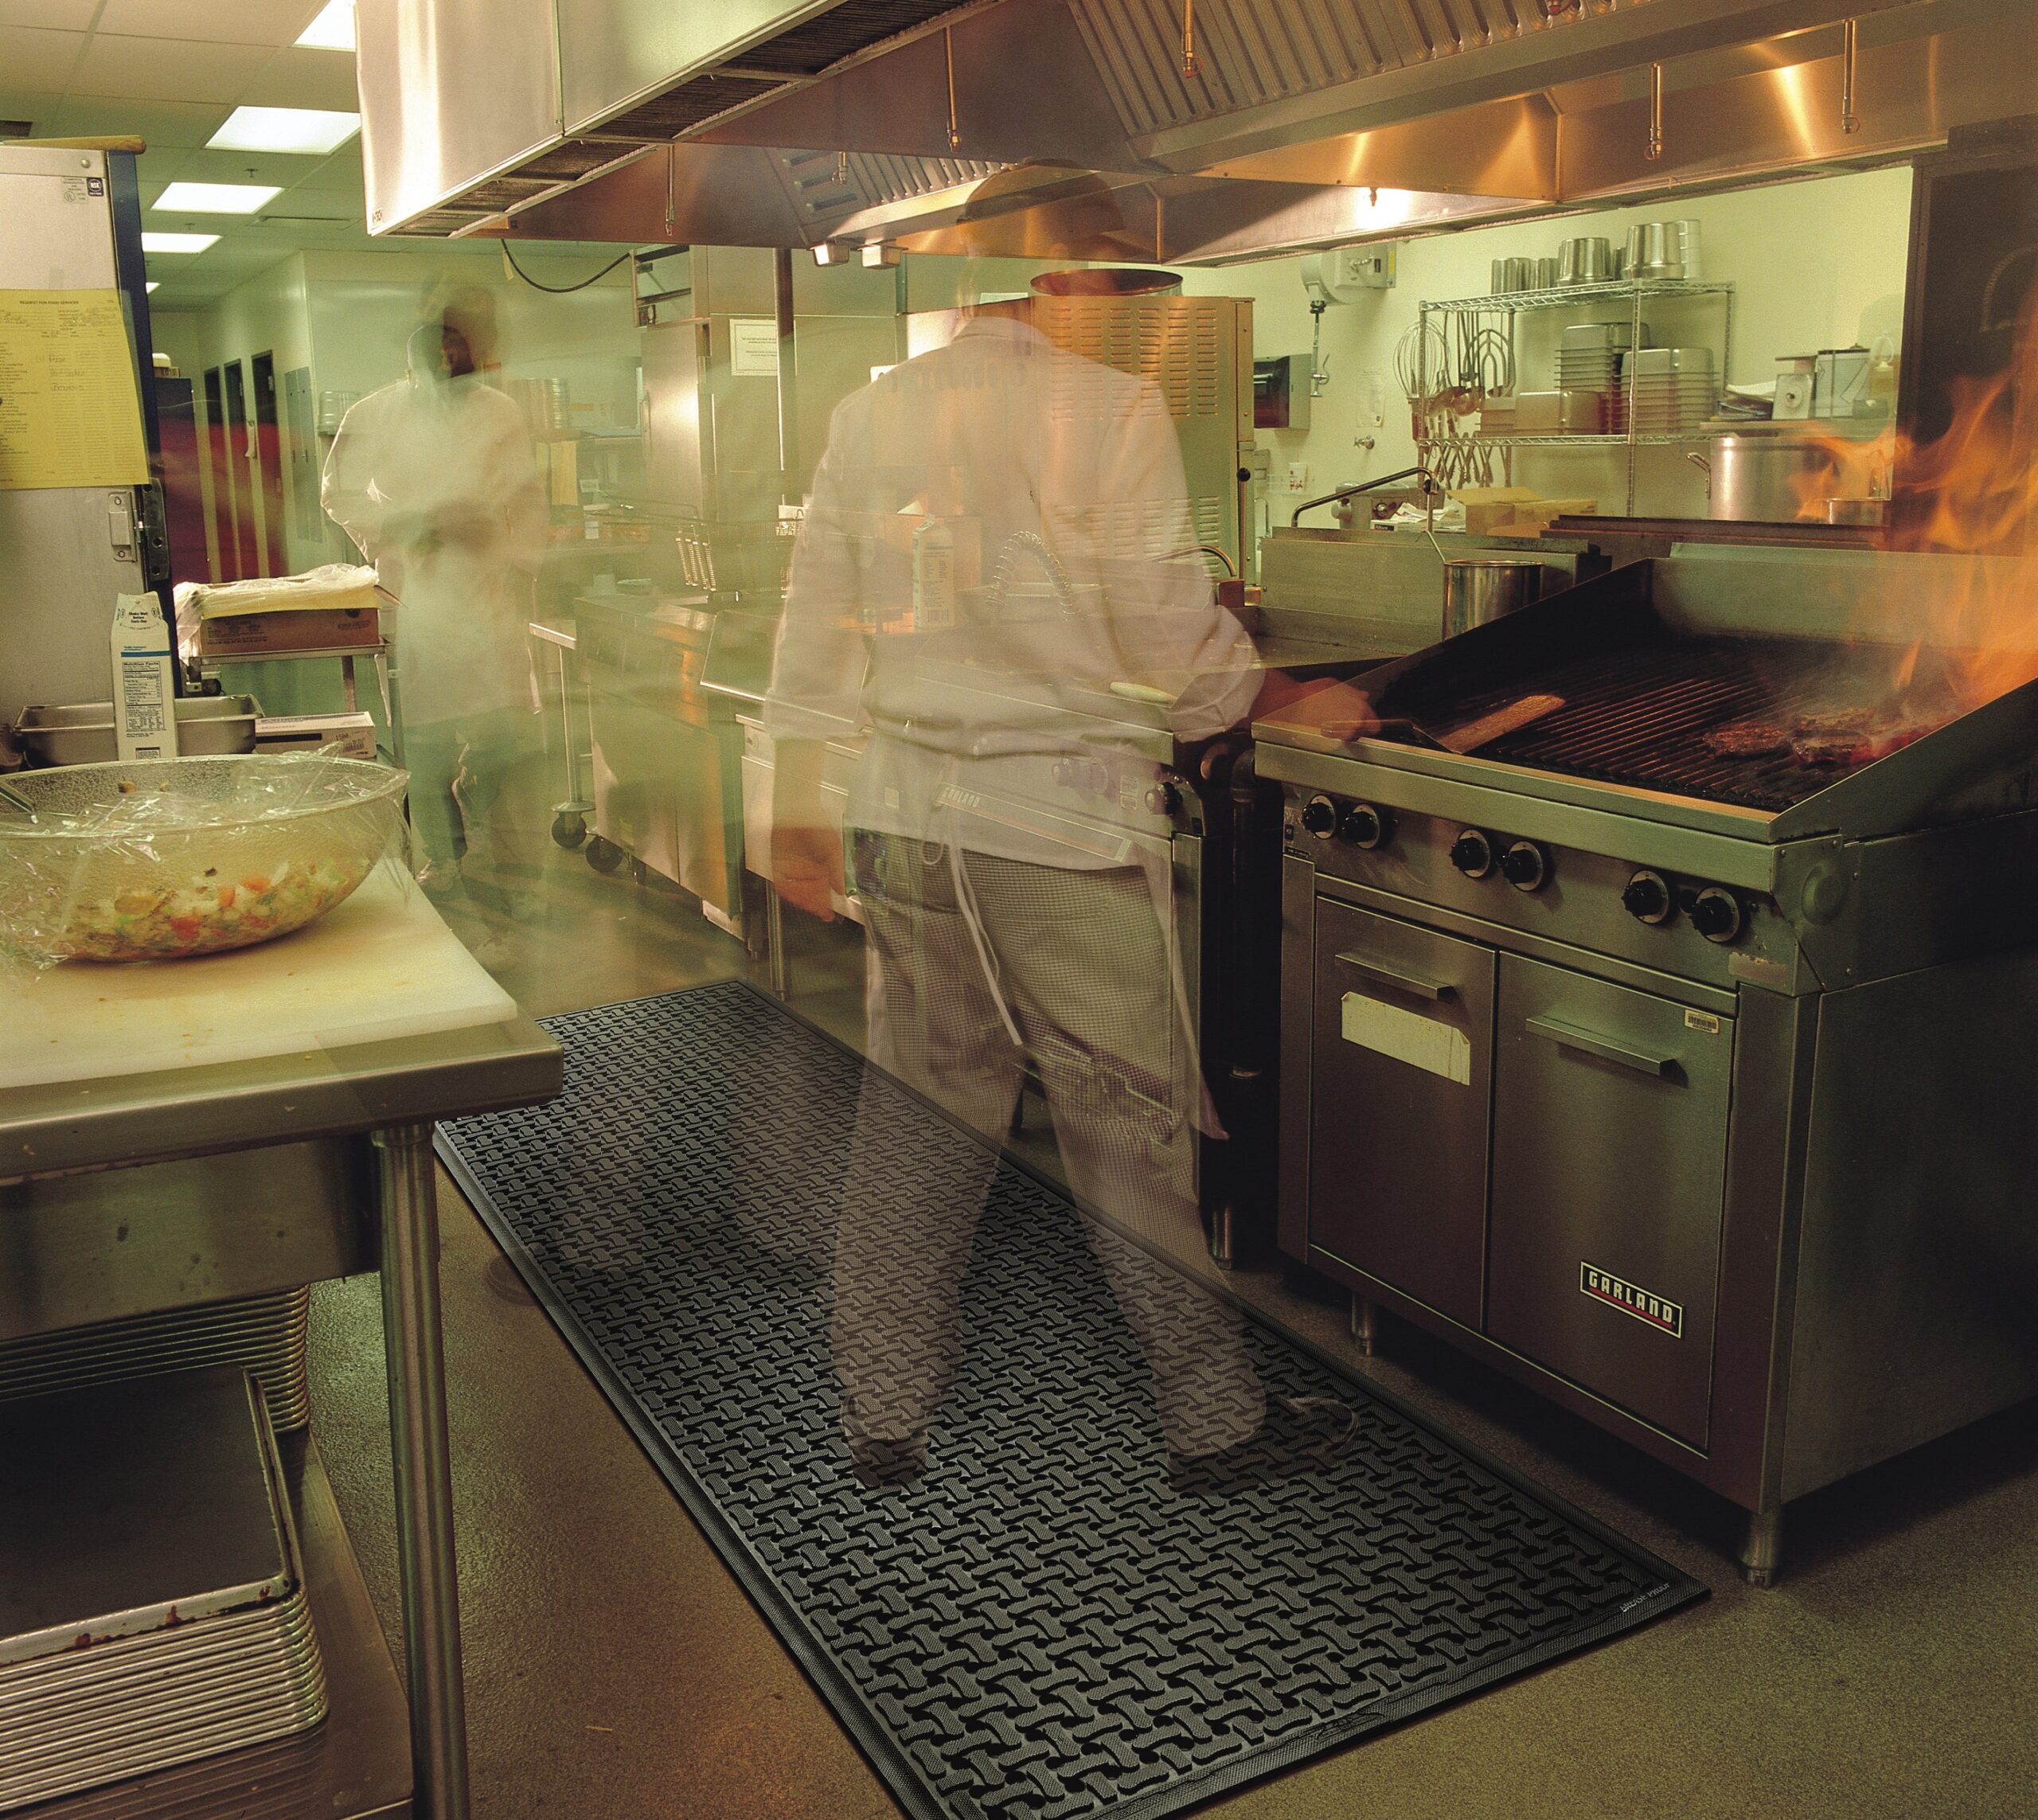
[[1795, 285, 2038, 714]]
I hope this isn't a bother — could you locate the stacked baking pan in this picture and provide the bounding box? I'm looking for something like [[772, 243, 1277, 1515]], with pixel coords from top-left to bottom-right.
[[1624, 346, 1718, 434], [1556, 322, 1647, 430], [0, 1370, 328, 1811], [0, 1291, 312, 1434]]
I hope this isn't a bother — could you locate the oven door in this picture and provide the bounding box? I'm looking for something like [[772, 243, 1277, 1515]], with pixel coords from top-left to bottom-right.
[[1486, 954, 1732, 1448], [1309, 900, 1494, 1328]]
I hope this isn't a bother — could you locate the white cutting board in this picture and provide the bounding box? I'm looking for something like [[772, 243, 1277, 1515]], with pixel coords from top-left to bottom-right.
[[0, 867, 517, 1090]]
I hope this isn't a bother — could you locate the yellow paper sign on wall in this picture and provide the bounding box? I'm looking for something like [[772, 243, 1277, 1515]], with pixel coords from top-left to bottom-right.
[[0, 288, 150, 490]]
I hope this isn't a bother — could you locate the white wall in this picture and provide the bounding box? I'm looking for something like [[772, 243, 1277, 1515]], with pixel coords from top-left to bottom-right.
[[1181, 165, 1914, 530]]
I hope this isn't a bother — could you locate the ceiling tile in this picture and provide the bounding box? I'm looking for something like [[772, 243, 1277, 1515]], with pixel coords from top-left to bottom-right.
[[74, 34, 275, 104], [47, 95, 231, 146], [244, 46, 361, 112], [288, 150, 365, 193], [6, 2, 103, 28], [169, 146, 324, 186], [0, 26, 88, 91], [134, 146, 189, 185], [95, 0, 324, 49]]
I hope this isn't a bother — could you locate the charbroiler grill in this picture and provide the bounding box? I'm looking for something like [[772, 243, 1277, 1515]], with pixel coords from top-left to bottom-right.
[[1254, 544, 2038, 1584]]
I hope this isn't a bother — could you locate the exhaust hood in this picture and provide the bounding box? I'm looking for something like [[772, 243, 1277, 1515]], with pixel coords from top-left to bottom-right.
[[359, 0, 2038, 259]]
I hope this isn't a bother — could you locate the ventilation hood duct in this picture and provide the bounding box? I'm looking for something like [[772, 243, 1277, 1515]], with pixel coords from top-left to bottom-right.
[[361, 0, 2038, 257]]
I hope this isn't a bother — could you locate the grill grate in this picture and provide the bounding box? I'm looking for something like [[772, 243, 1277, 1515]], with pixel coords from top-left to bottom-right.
[[1396, 635, 1945, 812]]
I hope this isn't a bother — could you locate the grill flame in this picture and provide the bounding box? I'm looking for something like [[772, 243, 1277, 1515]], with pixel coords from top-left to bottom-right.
[[1797, 284, 2038, 713]]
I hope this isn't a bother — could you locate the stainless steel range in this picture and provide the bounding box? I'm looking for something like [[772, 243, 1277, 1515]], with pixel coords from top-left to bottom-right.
[[1255, 543, 2038, 1583]]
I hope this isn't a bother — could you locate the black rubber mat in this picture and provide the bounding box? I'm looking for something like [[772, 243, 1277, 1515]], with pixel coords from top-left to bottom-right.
[[439, 981, 1703, 1820]]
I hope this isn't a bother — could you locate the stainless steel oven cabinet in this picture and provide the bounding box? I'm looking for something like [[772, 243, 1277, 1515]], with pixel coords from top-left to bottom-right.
[[1485, 955, 1734, 1448], [1309, 900, 1493, 1330]]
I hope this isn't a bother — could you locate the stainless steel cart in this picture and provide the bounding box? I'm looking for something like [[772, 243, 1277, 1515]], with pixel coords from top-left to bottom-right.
[[0, 974, 561, 1818]]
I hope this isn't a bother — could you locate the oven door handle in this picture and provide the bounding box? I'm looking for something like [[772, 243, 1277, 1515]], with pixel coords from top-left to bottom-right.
[[1334, 951, 1455, 1002], [1525, 1013, 1674, 1078]]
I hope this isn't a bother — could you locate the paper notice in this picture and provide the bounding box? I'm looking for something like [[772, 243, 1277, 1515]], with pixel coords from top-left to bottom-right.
[[1341, 991, 1473, 1084], [0, 288, 151, 490], [728, 316, 780, 377]]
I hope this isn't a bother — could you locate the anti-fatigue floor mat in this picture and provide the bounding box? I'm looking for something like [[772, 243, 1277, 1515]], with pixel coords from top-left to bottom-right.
[[439, 979, 1703, 1820]]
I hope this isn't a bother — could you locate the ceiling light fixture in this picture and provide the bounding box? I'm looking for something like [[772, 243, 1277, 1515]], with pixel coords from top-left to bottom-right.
[[295, 0, 357, 52], [208, 107, 359, 156], [141, 232, 220, 254], [154, 182, 282, 213]]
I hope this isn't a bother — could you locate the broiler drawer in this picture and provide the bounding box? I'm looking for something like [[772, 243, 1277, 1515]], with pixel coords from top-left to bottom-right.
[[1309, 900, 1493, 1329], [1486, 955, 1732, 1447]]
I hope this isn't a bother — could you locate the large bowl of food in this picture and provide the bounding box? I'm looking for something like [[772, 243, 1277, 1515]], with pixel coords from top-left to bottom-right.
[[0, 753, 408, 963]]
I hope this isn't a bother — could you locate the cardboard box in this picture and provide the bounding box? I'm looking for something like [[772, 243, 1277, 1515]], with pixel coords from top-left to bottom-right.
[[255, 711, 378, 760], [200, 606, 381, 657]]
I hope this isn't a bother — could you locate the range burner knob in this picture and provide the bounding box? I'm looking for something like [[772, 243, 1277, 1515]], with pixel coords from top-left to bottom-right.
[[1337, 803, 1393, 849], [1622, 870, 1674, 924], [1500, 840, 1548, 891], [1450, 828, 1494, 878], [1300, 795, 1339, 838], [1692, 887, 1745, 944], [1145, 780, 1183, 817]]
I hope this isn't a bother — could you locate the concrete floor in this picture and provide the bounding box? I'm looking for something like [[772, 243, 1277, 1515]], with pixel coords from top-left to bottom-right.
[[309, 773, 2038, 1820]]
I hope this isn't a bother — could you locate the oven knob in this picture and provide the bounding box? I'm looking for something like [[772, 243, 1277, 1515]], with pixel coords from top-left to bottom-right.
[[1500, 840, 1548, 891], [1300, 795, 1338, 838], [1145, 780, 1182, 816], [1450, 829, 1494, 878], [1692, 887, 1745, 943], [1623, 870, 1674, 924], [1337, 803, 1392, 849]]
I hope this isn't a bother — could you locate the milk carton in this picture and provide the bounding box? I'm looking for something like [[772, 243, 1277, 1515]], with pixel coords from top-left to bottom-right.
[[110, 594, 180, 761]]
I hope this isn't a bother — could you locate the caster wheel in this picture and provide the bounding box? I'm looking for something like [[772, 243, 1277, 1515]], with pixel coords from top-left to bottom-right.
[[551, 812, 587, 850], [584, 836, 623, 875]]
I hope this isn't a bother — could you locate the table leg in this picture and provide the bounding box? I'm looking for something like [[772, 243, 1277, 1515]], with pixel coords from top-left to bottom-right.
[[373, 1121, 472, 1820]]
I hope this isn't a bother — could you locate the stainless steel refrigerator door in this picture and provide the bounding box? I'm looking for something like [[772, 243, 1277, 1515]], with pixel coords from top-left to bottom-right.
[[1308, 898, 1495, 1329], [0, 148, 143, 728], [0, 487, 142, 727], [1486, 952, 1734, 1448]]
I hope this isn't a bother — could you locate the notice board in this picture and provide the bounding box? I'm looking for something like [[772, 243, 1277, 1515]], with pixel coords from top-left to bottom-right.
[[0, 287, 151, 490]]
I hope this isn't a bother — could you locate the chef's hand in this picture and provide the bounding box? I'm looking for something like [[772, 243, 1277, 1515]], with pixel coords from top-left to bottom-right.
[[1255, 674, 1380, 740], [770, 740, 843, 921], [772, 822, 844, 921]]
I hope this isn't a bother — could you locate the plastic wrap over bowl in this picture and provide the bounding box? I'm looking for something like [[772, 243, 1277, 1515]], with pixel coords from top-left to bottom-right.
[[0, 753, 408, 964]]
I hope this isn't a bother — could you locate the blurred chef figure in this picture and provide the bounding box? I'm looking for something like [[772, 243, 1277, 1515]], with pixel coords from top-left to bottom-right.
[[322, 286, 546, 920], [766, 223, 1356, 1494]]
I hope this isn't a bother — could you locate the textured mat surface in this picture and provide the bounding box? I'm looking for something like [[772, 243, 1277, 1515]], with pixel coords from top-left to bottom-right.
[[439, 981, 1703, 1820]]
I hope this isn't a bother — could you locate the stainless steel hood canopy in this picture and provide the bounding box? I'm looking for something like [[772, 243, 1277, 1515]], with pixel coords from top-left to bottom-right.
[[359, 0, 2038, 254]]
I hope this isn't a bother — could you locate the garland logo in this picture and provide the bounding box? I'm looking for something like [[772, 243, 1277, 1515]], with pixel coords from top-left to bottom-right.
[[1579, 1262, 1684, 1338]]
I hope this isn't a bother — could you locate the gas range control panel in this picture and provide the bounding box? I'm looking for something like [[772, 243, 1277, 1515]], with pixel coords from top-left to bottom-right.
[[1286, 788, 1790, 985]]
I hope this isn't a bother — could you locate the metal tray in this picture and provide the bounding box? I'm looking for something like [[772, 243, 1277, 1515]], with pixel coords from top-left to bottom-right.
[[14, 696, 260, 767]]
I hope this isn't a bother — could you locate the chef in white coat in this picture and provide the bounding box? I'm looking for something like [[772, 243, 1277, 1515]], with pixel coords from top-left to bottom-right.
[[767, 253, 1357, 1494], [322, 287, 547, 920]]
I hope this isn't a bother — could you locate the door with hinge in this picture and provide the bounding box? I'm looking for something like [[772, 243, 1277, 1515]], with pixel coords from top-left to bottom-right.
[[1309, 899, 1494, 1328], [1486, 954, 1733, 1447]]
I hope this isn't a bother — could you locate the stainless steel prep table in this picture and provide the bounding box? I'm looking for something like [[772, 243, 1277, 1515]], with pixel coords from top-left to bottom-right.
[[0, 1010, 563, 1819]]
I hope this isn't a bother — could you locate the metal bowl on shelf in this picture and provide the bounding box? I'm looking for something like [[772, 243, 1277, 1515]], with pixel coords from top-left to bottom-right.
[[13, 695, 260, 768]]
